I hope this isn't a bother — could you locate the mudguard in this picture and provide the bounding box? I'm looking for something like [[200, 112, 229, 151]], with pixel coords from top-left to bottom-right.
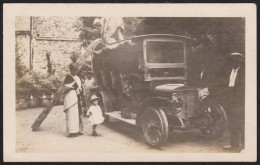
[[200, 96, 228, 121], [99, 91, 116, 113], [136, 97, 172, 126]]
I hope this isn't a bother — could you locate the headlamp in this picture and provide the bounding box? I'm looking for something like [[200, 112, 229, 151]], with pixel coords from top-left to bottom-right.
[[171, 93, 183, 107]]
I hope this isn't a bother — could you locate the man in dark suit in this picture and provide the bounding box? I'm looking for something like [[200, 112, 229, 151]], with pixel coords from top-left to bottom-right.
[[222, 52, 245, 151]]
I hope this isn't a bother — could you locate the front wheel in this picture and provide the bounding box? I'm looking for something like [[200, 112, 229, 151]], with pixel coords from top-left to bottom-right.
[[200, 103, 227, 138], [142, 107, 169, 147]]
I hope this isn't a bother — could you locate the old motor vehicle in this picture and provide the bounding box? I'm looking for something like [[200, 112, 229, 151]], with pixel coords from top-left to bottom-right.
[[91, 34, 227, 147]]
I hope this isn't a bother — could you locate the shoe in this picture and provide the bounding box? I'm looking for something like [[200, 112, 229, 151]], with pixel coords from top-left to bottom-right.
[[68, 133, 75, 138], [240, 149, 245, 153], [223, 145, 239, 151], [77, 132, 84, 136], [92, 132, 100, 136], [92, 132, 97, 136]]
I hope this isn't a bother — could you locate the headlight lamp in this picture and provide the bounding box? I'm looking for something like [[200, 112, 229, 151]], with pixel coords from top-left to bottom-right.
[[171, 93, 183, 107]]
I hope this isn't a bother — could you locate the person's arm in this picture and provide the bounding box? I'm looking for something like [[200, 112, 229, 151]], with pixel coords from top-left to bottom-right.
[[86, 107, 92, 117], [64, 75, 76, 91]]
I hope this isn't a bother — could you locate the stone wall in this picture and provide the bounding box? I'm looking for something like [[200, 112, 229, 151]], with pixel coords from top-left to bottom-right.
[[33, 40, 82, 75], [32, 17, 83, 74], [32, 16, 81, 39], [16, 16, 85, 74]]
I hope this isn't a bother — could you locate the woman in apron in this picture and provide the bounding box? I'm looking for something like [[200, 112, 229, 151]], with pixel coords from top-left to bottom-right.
[[63, 63, 81, 137]]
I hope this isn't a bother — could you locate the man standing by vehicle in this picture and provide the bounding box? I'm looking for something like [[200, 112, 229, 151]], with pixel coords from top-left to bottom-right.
[[222, 52, 245, 151]]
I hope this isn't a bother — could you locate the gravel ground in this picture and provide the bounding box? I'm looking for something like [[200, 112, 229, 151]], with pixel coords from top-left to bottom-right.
[[16, 105, 235, 153]]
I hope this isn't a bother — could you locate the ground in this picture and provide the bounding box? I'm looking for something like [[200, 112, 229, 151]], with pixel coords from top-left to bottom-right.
[[16, 105, 235, 153]]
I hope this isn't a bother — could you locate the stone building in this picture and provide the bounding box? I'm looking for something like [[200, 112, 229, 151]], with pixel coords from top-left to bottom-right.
[[15, 16, 84, 75]]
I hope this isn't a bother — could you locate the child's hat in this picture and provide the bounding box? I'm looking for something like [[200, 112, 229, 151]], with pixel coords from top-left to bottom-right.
[[90, 95, 99, 101]]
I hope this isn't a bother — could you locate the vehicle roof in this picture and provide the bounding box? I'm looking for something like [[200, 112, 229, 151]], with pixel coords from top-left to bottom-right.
[[105, 34, 195, 46]]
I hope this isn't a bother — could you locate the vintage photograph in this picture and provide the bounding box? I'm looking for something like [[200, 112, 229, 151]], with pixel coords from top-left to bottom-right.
[[4, 4, 257, 162]]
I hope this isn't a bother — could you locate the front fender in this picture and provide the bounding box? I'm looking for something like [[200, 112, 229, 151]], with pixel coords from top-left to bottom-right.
[[99, 91, 115, 113], [201, 96, 228, 121], [136, 97, 172, 126]]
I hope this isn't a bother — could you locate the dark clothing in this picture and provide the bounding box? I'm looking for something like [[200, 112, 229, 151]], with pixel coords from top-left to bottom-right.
[[221, 66, 245, 148], [64, 75, 78, 90], [77, 88, 83, 117], [199, 69, 209, 87]]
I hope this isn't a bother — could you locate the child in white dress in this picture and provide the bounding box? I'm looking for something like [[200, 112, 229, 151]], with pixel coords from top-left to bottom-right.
[[87, 95, 104, 136]]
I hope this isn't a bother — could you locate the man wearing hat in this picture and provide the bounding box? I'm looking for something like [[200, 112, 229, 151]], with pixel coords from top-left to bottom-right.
[[222, 52, 245, 151]]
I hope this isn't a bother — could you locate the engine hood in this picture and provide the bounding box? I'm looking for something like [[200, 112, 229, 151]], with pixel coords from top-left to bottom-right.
[[154, 84, 185, 93]]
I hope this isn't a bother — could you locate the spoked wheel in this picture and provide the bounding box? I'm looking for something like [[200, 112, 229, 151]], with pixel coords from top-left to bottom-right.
[[200, 104, 227, 138], [142, 107, 169, 147]]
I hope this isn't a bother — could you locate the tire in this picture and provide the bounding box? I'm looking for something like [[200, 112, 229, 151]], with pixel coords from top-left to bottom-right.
[[200, 103, 227, 138], [142, 107, 169, 147]]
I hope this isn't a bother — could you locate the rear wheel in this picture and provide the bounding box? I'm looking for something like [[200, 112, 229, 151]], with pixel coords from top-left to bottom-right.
[[142, 107, 169, 147]]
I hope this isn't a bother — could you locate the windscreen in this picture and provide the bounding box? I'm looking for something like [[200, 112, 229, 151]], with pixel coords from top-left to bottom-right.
[[146, 41, 184, 63]]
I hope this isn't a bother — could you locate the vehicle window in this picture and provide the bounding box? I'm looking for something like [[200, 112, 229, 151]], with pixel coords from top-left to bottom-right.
[[147, 68, 185, 78], [146, 41, 184, 63]]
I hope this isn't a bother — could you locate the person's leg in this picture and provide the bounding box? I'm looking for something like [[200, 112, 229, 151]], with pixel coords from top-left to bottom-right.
[[223, 101, 238, 149], [225, 105, 240, 149], [229, 118, 240, 148], [92, 124, 97, 136], [237, 108, 245, 149], [241, 118, 245, 149]]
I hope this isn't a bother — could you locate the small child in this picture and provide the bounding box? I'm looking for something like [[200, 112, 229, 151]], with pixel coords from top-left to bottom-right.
[[87, 95, 104, 136]]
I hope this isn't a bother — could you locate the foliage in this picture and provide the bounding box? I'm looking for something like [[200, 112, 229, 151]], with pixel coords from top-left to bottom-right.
[[138, 17, 245, 80], [16, 70, 65, 100], [16, 33, 66, 100], [16, 52, 28, 80], [138, 17, 245, 56], [122, 17, 145, 38], [76, 17, 145, 44]]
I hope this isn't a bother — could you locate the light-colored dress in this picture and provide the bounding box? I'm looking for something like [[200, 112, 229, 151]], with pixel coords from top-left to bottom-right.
[[64, 90, 80, 133], [87, 105, 104, 125], [64, 74, 80, 134]]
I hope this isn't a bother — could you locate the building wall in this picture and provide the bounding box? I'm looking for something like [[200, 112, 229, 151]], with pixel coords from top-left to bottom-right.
[[33, 40, 82, 75], [16, 16, 85, 74], [15, 16, 32, 69], [32, 17, 83, 74], [16, 35, 31, 69]]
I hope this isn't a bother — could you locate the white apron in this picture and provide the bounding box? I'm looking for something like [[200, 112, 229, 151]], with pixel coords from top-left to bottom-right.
[[64, 90, 79, 133]]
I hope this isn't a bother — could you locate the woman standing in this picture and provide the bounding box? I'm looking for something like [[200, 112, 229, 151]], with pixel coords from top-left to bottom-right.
[[63, 63, 80, 137]]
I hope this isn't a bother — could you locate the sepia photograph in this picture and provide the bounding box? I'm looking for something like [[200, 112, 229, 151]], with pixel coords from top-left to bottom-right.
[[3, 3, 257, 162]]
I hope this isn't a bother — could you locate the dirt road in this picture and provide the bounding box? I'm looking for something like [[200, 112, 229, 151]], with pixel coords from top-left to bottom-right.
[[16, 105, 234, 153]]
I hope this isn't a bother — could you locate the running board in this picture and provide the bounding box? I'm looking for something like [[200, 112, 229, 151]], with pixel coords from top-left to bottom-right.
[[105, 111, 136, 125]]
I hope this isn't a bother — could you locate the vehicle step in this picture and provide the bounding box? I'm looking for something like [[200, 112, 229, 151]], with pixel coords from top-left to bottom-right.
[[105, 111, 136, 125]]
